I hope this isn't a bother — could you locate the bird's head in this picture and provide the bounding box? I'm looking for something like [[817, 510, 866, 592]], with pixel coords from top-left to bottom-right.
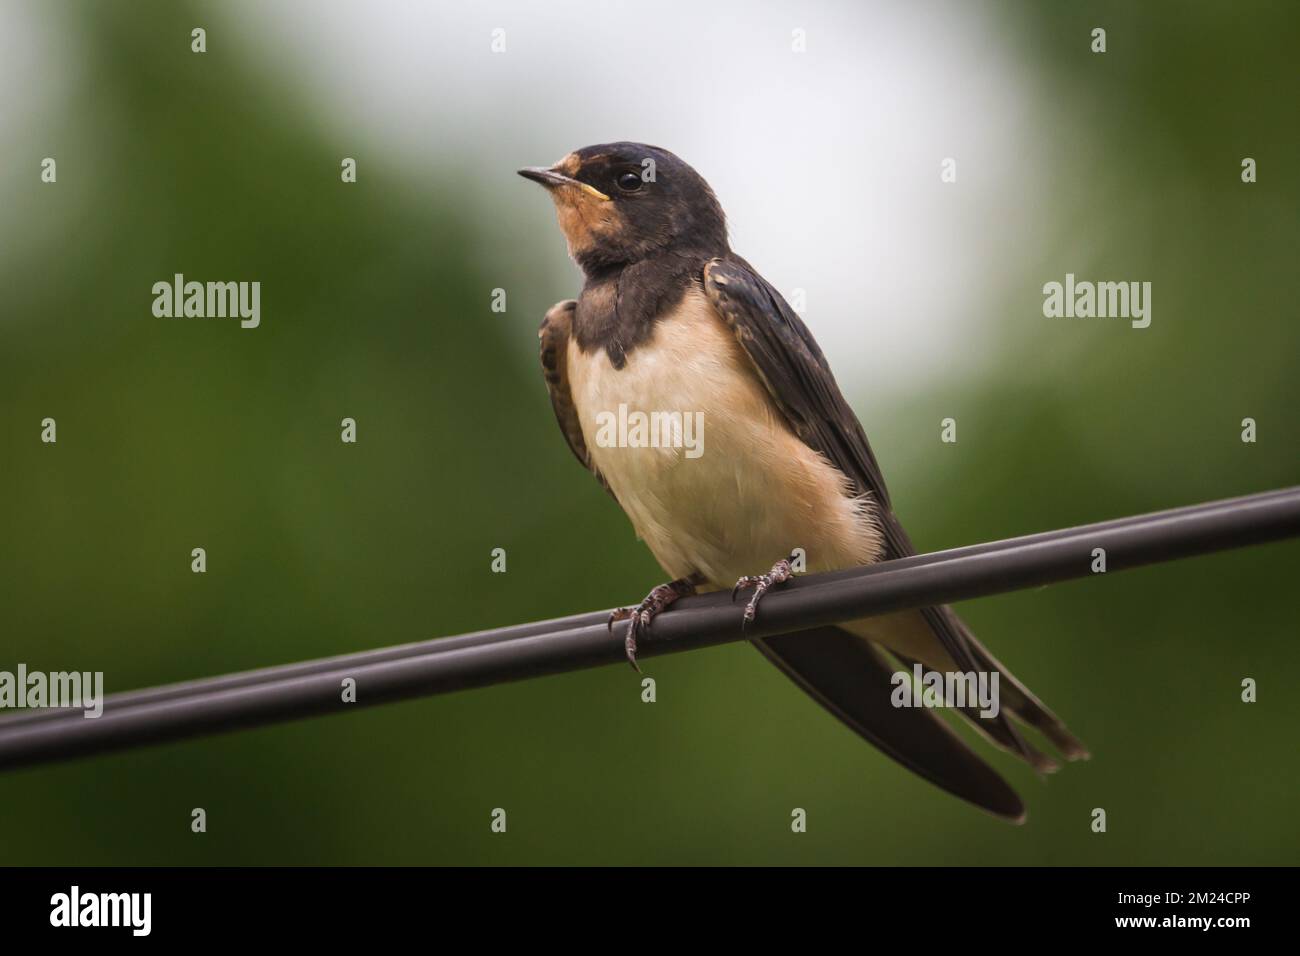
[[518, 142, 727, 275]]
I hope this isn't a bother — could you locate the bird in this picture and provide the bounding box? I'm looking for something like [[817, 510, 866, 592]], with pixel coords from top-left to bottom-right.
[[519, 142, 1088, 822]]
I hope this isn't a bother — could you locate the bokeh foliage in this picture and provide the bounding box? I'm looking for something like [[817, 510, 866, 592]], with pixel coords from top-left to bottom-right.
[[1, 1, 1296, 864]]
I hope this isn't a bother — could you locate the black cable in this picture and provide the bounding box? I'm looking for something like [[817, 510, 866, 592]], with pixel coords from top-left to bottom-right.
[[1, 486, 1296, 770], [6, 485, 1293, 730]]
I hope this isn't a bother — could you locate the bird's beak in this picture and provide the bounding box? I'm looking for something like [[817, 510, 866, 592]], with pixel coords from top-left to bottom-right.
[[517, 166, 611, 201]]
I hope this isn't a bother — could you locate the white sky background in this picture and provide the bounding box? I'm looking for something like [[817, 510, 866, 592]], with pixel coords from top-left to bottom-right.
[[231, 0, 1046, 396], [3, 0, 1046, 396]]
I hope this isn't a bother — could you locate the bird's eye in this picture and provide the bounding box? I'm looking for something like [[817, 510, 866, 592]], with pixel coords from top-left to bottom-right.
[[616, 171, 643, 193]]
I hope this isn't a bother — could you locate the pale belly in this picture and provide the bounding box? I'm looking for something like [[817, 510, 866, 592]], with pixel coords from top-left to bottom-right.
[[566, 289, 883, 589]]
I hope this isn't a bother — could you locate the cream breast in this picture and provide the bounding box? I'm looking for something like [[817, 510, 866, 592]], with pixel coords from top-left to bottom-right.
[[566, 287, 883, 587]]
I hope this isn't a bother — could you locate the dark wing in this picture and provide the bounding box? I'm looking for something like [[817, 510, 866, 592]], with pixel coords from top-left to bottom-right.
[[704, 256, 928, 531], [703, 257, 893, 509], [704, 257, 977, 664], [702, 256, 1041, 768], [756, 627, 1025, 822], [538, 299, 616, 501]]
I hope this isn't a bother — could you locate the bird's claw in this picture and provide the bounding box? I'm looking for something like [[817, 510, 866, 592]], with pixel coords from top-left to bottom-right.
[[606, 606, 643, 671], [607, 577, 698, 672], [607, 605, 633, 634], [730, 556, 796, 629]]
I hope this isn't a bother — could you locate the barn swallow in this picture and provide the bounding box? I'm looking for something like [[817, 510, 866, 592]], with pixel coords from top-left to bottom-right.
[[520, 143, 1088, 821]]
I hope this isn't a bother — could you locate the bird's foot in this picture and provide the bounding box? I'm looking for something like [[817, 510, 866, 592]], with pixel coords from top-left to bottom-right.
[[608, 576, 698, 672], [731, 554, 797, 629]]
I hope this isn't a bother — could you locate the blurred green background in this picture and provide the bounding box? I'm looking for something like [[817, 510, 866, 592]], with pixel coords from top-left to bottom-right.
[[1, 0, 1296, 865]]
